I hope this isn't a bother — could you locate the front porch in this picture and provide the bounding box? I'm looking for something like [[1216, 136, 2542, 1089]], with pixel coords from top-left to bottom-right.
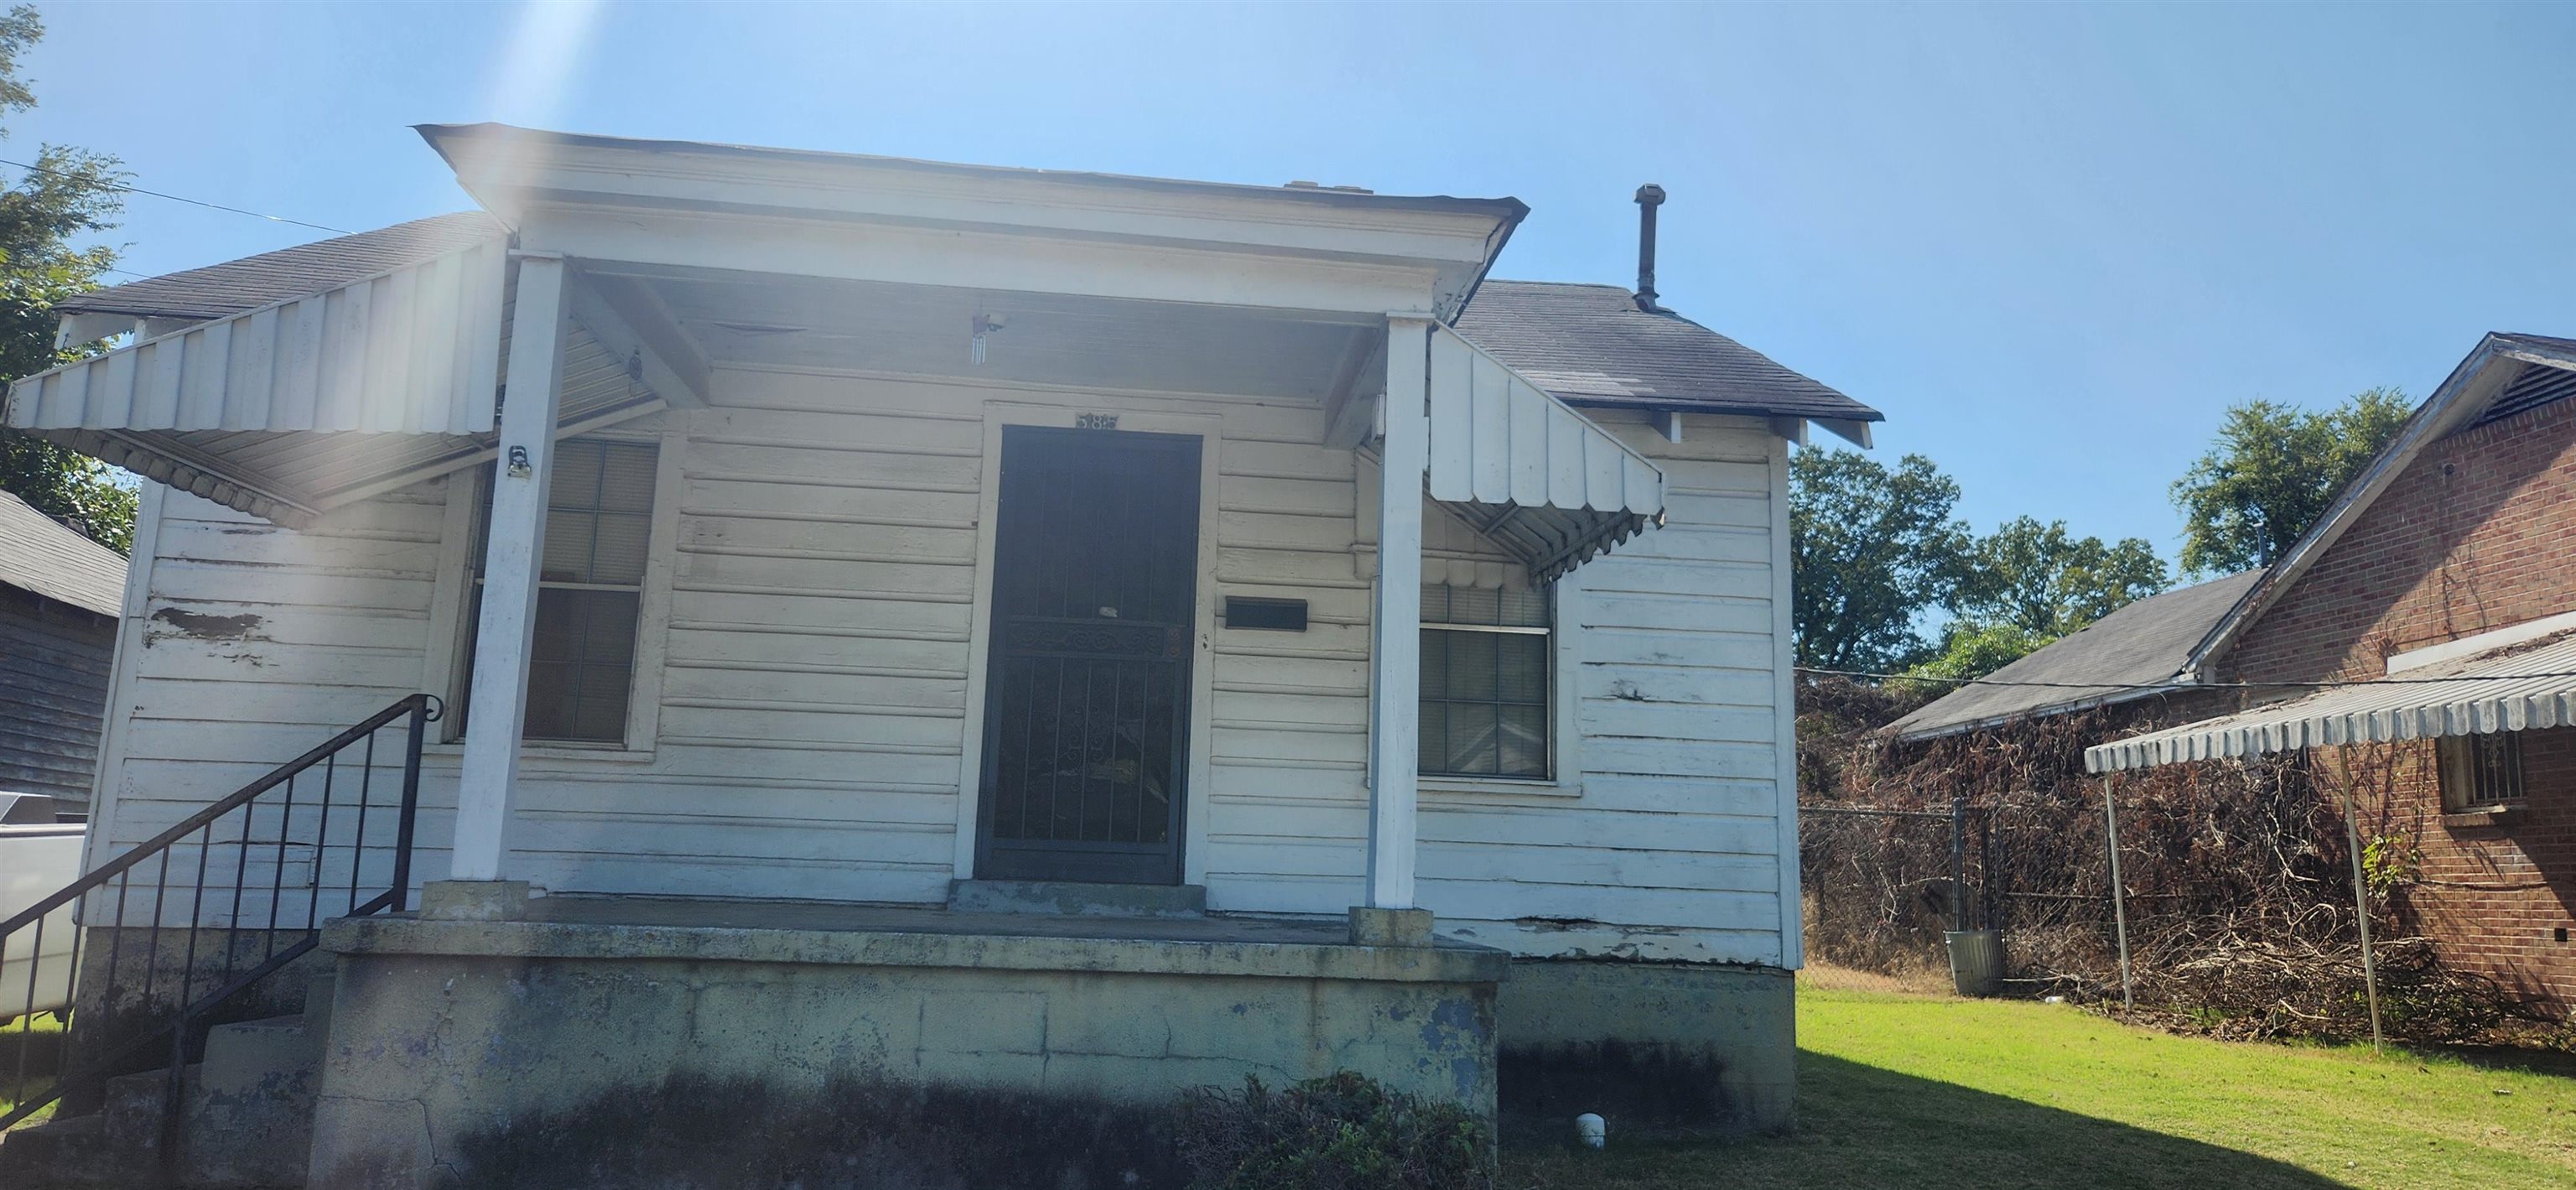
[[310, 893, 1506, 1187]]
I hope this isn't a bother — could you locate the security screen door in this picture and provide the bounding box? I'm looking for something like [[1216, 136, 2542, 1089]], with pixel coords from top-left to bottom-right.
[[974, 425, 1200, 884]]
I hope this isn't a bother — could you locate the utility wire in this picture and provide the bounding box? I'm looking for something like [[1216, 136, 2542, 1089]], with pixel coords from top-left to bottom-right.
[[1, 155, 351, 236], [1795, 664, 2576, 692]]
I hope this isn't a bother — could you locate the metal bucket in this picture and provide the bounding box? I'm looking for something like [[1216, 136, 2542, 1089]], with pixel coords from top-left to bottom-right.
[[1945, 929, 2003, 997]]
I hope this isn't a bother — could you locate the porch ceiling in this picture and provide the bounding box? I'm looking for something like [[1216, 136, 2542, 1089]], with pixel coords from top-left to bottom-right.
[[600, 262, 1383, 401]]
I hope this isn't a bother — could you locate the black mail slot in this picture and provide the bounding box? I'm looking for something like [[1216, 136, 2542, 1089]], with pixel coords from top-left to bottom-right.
[[1224, 596, 1307, 631]]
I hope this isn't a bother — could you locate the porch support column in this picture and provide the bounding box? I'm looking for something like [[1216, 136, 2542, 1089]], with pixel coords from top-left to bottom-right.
[[1357, 314, 1431, 944], [440, 253, 569, 909]]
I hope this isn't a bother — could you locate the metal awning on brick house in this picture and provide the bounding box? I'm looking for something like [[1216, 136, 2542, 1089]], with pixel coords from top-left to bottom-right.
[[6, 239, 669, 527], [2085, 631, 2576, 773]]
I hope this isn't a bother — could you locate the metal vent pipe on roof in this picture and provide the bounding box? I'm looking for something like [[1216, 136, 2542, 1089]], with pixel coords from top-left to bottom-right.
[[1633, 184, 1666, 312]]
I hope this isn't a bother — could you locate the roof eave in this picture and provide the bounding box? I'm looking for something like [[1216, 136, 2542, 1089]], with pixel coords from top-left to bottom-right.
[[1560, 395, 1887, 424], [1888, 679, 2193, 745], [422, 123, 1526, 321], [418, 122, 1530, 222]]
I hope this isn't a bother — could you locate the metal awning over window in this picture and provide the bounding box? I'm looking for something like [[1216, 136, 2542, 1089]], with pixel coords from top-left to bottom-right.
[[1421, 324, 1663, 583], [2085, 632, 2576, 773], [6, 242, 663, 527]]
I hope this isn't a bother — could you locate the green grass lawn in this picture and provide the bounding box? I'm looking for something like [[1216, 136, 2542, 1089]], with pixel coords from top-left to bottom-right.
[[1504, 986, 2575, 1190], [0, 1012, 66, 1130]]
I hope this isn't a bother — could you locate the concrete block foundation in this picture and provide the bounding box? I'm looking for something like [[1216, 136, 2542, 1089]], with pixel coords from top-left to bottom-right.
[[304, 900, 1507, 1189], [1495, 959, 1795, 1136]]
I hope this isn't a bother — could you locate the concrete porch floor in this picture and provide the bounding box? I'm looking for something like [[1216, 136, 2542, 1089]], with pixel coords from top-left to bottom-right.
[[522, 893, 1485, 948], [324, 894, 1504, 984]]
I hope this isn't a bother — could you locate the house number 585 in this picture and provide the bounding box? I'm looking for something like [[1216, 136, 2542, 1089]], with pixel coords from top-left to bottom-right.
[[1076, 413, 1119, 430]]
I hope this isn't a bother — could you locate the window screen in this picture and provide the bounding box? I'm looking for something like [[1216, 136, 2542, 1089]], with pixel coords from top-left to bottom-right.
[[1419, 583, 1550, 779], [460, 439, 658, 743]]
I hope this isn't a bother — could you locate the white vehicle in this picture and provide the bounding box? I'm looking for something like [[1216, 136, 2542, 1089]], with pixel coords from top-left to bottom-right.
[[1, 792, 84, 1023]]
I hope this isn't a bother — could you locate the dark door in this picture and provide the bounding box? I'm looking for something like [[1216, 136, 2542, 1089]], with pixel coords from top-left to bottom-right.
[[974, 426, 1200, 884]]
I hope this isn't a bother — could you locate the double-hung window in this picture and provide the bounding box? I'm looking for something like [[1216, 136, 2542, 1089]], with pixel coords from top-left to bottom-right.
[[1419, 583, 1551, 779], [2438, 731, 2524, 810], [460, 438, 659, 744]]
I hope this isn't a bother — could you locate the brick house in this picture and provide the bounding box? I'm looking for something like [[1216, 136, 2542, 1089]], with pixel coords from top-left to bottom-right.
[[2091, 332, 2576, 1012]]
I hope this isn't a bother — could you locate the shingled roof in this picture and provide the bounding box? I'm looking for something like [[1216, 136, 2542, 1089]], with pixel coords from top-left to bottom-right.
[[59, 212, 506, 322], [54, 217, 1880, 428], [1455, 280, 1881, 423], [0, 491, 127, 618], [1886, 568, 2268, 742]]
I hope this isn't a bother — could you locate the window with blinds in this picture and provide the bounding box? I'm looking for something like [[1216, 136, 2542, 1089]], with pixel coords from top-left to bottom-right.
[[1419, 583, 1550, 779], [460, 439, 659, 744]]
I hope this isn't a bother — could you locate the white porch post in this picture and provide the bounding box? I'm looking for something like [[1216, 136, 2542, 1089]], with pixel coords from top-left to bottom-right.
[[1358, 314, 1430, 939], [440, 253, 569, 908]]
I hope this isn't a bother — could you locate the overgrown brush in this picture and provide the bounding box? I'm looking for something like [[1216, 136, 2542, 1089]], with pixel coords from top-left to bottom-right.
[[1795, 673, 2556, 1044], [1173, 1072, 1492, 1190]]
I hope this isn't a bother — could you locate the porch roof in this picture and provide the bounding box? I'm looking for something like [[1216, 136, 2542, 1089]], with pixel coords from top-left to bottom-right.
[[23, 221, 1671, 579]]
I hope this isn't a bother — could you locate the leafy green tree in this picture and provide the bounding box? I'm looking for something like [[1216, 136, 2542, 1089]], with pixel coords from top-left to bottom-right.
[[1954, 516, 2168, 638], [0, 4, 134, 553], [1907, 620, 2059, 687], [1789, 449, 1972, 673], [2170, 387, 2412, 577]]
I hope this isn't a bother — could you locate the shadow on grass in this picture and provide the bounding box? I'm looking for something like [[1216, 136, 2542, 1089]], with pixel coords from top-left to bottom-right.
[[1504, 1052, 2342, 1190], [2411, 1042, 2576, 1080]]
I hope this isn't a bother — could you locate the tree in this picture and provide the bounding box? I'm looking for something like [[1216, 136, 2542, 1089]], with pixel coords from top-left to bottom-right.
[[2170, 387, 2412, 577], [0, 5, 134, 553], [1908, 620, 2059, 686], [1953, 516, 2168, 638], [1888, 518, 2170, 683], [1789, 449, 1972, 673]]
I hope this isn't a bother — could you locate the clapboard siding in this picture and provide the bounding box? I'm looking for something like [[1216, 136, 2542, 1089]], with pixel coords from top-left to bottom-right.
[[1413, 414, 1791, 964], [98, 482, 445, 869], [102, 374, 1792, 965]]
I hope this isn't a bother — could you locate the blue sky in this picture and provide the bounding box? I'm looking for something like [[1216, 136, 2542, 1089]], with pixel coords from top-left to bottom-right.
[[21, 2, 2575, 569]]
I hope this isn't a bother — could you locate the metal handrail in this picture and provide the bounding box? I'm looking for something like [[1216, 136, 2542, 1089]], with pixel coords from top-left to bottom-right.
[[2, 693, 436, 1133]]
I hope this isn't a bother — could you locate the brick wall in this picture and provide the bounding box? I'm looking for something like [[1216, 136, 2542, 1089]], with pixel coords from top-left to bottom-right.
[[2221, 392, 2576, 1010]]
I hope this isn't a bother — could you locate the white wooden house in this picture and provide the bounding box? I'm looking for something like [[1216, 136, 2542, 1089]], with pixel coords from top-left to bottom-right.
[[0, 127, 1879, 1188]]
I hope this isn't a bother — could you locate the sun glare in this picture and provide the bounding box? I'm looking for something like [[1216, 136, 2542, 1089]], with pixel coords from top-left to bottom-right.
[[487, 0, 605, 127]]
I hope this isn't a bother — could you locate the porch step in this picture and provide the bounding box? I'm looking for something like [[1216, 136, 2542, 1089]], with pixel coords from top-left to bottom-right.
[[0, 999, 325, 1189], [0, 1114, 133, 1189], [948, 879, 1208, 918], [99, 1068, 178, 1143], [0, 1083, 162, 1189], [190, 1012, 322, 1189]]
